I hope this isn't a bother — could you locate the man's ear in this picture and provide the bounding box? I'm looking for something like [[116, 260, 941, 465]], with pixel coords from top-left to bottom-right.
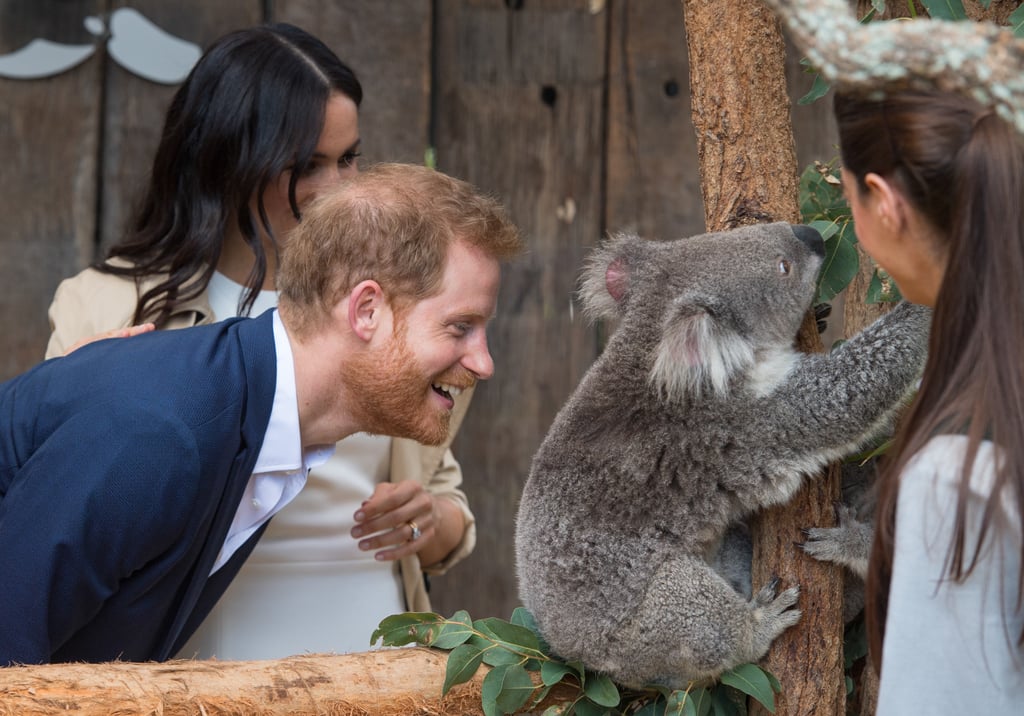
[[345, 280, 386, 342], [863, 172, 906, 231]]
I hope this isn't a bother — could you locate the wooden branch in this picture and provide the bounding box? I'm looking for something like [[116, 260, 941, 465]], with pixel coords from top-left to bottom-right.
[[762, 0, 1024, 133], [0, 648, 509, 716]]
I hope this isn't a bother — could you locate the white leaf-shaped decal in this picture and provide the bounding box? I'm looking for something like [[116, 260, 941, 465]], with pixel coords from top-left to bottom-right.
[[107, 8, 200, 84], [0, 38, 96, 80]]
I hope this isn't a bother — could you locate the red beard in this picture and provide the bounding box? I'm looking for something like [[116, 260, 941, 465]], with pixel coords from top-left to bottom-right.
[[341, 326, 470, 446]]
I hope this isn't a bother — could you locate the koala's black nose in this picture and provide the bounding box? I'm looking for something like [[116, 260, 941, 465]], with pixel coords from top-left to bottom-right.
[[791, 224, 825, 257]]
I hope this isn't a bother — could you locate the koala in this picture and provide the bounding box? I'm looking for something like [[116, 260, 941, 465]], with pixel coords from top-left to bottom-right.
[[514, 222, 930, 689]]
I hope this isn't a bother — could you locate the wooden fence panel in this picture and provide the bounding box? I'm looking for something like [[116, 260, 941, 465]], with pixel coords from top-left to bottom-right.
[[98, 1, 263, 254], [0, 0, 106, 380], [273, 0, 432, 166], [605, 0, 705, 241], [431, 0, 608, 619]]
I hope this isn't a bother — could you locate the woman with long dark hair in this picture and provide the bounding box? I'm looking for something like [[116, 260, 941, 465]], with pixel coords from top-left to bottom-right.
[[46, 23, 476, 658], [836, 88, 1024, 712]]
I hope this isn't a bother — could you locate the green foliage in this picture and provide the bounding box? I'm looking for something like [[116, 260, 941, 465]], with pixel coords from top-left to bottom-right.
[[843, 618, 869, 697], [919, 0, 968, 21], [1009, 4, 1024, 36], [798, 158, 903, 305], [371, 608, 782, 716]]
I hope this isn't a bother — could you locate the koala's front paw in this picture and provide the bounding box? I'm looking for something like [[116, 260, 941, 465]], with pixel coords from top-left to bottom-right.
[[800, 503, 871, 580], [748, 578, 801, 660]]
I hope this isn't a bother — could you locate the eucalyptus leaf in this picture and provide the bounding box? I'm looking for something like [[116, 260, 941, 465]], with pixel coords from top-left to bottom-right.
[[1010, 3, 1024, 37], [511, 606, 552, 654], [541, 660, 578, 686], [689, 687, 713, 716], [797, 73, 831, 105], [866, 268, 902, 304], [808, 218, 839, 242], [710, 686, 742, 716], [370, 612, 442, 647], [582, 673, 620, 707], [542, 705, 571, 716], [572, 699, 614, 716], [635, 702, 666, 716], [664, 689, 697, 716], [817, 223, 859, 303], [919, 0, 968, 20], [442, 643, 485, 695], [432, 611, 475, 649], [474, 617, 544, 653], [482, 663, 536, 715], [481, 643, 526, 667], [720, 664, 776, 713], [871, 0, 885, 12]]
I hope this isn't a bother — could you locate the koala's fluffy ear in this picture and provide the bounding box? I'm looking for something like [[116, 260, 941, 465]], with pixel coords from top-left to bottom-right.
[[650, 298, 754, 401], [578, 233, 641, 321]]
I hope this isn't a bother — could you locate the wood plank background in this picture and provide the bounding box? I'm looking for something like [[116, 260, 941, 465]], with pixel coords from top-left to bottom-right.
[[0, 0, 837, 623]]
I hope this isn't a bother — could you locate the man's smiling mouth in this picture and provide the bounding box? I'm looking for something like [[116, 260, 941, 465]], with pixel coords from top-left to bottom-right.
[[431, 382, 464, 401]]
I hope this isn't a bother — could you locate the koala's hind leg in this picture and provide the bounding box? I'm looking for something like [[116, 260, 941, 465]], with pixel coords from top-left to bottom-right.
[[603, 555, 800, 689]]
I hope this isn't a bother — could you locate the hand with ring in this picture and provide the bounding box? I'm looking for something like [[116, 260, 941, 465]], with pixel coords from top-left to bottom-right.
[[350, 480, 436, 562]]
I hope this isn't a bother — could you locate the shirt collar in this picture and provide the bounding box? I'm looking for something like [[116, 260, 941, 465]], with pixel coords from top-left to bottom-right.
[[252, 310, 312, 473]]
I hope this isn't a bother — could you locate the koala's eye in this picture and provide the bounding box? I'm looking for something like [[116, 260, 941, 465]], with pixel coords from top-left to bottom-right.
[[777, 259, 792, 275]]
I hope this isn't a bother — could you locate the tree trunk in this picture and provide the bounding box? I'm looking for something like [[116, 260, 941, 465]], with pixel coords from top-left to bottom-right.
[[681, 1, 845, 714], [0, 648, 512, 716]]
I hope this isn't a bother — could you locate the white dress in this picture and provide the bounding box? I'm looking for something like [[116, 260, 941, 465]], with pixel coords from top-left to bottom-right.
[[176, 272, 404, 659], [876, 435, 1024, 714]]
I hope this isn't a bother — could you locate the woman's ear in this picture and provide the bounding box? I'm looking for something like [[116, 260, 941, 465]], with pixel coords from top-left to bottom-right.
[[863, 172, 906, 232], [346, 280, 386, 342]]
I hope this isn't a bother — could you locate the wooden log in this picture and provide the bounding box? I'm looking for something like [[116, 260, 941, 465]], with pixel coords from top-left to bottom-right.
[[0, 648, 494, 716]]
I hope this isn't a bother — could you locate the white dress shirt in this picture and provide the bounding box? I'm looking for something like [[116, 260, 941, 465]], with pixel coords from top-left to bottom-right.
[[210, 309, 334, 573]]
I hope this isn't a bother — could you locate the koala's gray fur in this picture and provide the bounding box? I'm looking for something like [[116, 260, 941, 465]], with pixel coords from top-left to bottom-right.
[[514, 223, 930, 688]]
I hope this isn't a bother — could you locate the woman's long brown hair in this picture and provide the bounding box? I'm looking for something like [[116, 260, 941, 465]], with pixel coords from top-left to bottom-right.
[[835, 88, 1024, 668]]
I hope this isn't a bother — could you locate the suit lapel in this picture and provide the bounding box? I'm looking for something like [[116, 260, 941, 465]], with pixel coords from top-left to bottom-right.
[[156, 311, 279, 659]]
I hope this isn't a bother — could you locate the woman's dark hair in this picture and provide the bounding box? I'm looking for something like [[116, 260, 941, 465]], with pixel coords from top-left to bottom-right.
[[99, 23, 362, 325], [835, 88, 1024, 665]]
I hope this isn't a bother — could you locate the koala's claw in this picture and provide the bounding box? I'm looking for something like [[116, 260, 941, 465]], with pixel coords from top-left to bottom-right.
[[752, 578, 796, 608], [749, 582, 801, 657], [800, 507, 872, 579]]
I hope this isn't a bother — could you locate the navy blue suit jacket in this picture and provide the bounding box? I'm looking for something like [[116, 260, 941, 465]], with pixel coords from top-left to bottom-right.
[[0, 310, 277, 665]]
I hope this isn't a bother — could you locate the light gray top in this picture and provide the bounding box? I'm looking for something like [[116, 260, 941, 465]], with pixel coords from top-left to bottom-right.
[[877, 435, 1024, 714]]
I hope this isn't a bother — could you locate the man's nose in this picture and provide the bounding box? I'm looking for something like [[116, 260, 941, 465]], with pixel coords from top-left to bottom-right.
[[464, 335, 494, 381]]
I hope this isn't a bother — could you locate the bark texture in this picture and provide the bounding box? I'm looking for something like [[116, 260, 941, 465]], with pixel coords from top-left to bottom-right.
[[0, 649, 497, 716], [681, 2, 845, 714]]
